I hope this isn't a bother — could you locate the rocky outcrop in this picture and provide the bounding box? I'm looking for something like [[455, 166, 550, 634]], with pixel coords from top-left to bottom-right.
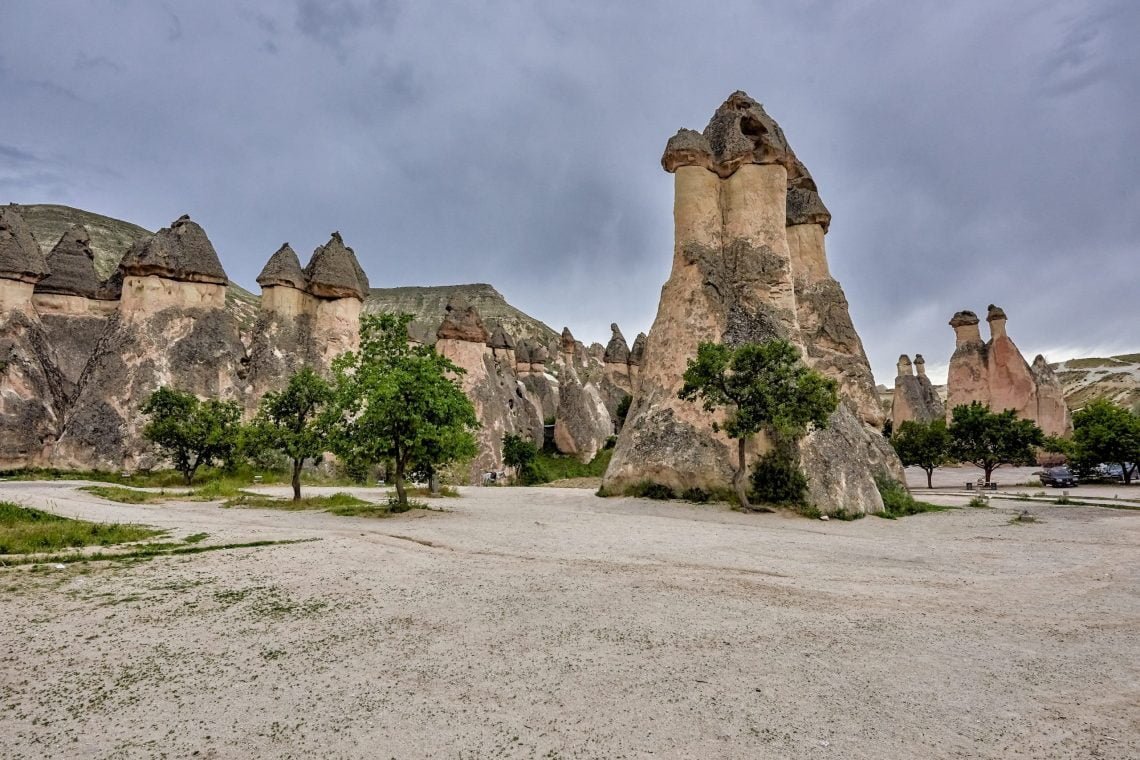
[[628, 332, 647, 389], [1031, 355, 1072, 437], [32, 225, 120, 386], [890, 354, 945, 428], [602, 323, 632, 393], [53, 216, 248, 471], [945, 305, 1070, 435], [603, 92, 902, 514], [0, 207, 68, 468], [785, 163, 883, 427], [246, 236, 371, 405], [435, 297, 543, 480]]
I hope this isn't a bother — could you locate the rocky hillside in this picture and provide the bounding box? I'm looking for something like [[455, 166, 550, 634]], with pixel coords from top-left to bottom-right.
[[1051, 355, 1140, 410], [366, 284, 558, 346]]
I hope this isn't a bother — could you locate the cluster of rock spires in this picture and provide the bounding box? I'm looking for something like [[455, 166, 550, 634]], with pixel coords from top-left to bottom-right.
[[0, 203, 633, 476], [890, 305, 1071, 436], [602, 92, 903, 515], [944, 305, 1071, 436]]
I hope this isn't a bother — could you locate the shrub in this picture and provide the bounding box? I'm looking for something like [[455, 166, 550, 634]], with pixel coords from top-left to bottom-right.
[[627, 481, 676, 500], [875, 476, 944, 518], [749, 451, 808, 506], [681, 487, 710, 503]]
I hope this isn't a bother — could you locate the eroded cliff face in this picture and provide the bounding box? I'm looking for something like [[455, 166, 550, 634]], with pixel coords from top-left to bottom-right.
[[603, 92, 902, 514], [435, 297, 544, 480], [945, 305, 1072, 436], [53, 216, 248, 471]]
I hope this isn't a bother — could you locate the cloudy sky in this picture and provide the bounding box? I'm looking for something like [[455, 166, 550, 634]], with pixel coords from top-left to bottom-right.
[[2, 1, 1137, 383]]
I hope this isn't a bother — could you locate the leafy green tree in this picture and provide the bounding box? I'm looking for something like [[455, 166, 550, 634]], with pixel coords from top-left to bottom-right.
[[327, 313, 479, 508], [678, 339, 838, 510], [891, 418, 952, 489], [249, 367, 333, 501], [948, 402, 1044, 484], [502, 433, 541, 485], [141, 387, 243, 484], [1072, 399, 1140, 485]]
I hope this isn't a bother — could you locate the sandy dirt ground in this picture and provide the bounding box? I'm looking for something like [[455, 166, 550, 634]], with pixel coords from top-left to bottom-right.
[[1, 480, 1137, 759]]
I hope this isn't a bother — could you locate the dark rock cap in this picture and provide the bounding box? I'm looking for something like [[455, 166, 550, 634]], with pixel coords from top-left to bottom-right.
[[703, 91, 796, 177], [35, 225, 106, 299], [437, 295, 490, 343], [257, 243, 307, 290], [119, 214, 228, 285], [515, 340, 532, 364], [629, 332, 647, 365], [661, 129, 714, 172], [949, 310, 980, 328], [914, 354, 926, 364], [488, 323, 516, 350], [305, 232, 367, 300], [785, 159, 831, 231], [531, 344, 550, 364], [603, 323, 630, 363], [0, 204, 49, 283], [986, 304, 1007, 322], [98, 267, 124, 301]]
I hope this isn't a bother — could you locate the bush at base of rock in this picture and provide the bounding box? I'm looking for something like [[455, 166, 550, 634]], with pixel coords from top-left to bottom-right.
[[749, 451, 809, 507], [875, 476, 945, 518], [625, 481, 676, 500]]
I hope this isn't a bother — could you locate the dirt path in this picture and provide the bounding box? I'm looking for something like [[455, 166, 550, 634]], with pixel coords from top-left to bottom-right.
[[1, 481, 1137, 759]]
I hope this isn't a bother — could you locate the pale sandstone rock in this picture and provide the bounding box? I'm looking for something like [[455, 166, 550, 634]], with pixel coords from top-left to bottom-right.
[[1032, 354, 1073, 437], [604, 92, 903, 514], [891, 354, 945, 428], [53, 217, 247, 472]]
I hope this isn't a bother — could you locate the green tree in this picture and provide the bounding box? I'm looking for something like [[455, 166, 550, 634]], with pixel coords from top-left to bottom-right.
[[327, 313, 479, 508], [678, 339, 838, 510], [891, 418, 951, 489], [1072, 399, 1140, 485], [249, 367, 333, 501], [141, 387, 243, 484], [948, 402, 1044, 484], [502, 433, 540, 484]]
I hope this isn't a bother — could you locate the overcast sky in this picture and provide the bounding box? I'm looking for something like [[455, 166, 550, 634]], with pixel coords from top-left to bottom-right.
[[2, 1, 1137, 384]]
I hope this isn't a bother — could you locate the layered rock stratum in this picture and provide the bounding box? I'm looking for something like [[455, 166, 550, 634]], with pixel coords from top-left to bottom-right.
[[602, 92, 903, 514]]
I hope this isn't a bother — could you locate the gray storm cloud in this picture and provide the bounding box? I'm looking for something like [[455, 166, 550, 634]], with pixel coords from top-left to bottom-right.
[[1, 0, 1136, 384]]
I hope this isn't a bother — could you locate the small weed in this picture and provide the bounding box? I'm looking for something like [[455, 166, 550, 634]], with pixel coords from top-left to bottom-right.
[[967, 495, 989, 508], [1055, 495, 1072, 505], [182, 533, 209, 544]]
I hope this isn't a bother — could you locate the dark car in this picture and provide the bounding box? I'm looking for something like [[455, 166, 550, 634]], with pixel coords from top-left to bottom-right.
[[1039, 466, 1078, 488]]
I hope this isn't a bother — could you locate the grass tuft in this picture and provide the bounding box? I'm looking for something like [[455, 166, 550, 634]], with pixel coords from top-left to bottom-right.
[[875, 476, 948, 519], [81, 485, 167, 504]]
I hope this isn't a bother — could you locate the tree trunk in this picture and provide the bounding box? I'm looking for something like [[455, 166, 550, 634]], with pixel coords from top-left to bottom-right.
[[394, 458, 408, 508], [1120, 461, 1131, 486], [291, 458, 303, 501], [735, 437, 751, 510], [984, 461, 996, 485], [926, 467, 934, 489]]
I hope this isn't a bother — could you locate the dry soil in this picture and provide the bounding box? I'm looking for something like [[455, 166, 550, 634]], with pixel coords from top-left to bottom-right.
[[1, 480, 1137, 759]]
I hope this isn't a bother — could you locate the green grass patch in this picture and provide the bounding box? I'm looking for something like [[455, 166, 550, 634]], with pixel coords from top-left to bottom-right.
[[0, 501, 163, 555], [224, 491, 406, 518], [527, 449, 613, 485], [875, 477, 948, 519], [81, 485, 168, 504], [183, 532, 209, 544]]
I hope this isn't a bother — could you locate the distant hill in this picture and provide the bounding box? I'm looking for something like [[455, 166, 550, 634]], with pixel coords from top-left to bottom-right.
[[366, 284, 558, 346], [1051, 355, 1140, 411], [15, 204, 260, 330]]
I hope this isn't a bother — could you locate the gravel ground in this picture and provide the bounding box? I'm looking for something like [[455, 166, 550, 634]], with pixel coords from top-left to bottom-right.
[[1, 480, 1137, 759]]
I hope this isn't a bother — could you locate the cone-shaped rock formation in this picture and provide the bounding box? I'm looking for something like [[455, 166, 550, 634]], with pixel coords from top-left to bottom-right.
[[604, 92, 902, 514]]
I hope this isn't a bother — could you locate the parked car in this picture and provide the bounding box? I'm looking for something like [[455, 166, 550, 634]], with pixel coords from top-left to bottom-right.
[[1095, 462, 1137, 483], [1038, 466, 1078, 488]]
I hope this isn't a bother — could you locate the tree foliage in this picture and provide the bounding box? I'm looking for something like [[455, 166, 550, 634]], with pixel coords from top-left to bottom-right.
[[891, 418, 952, 489], [678, 339, 838, 510], [947, 402, 1043, 484], [249, 367, 333, 500], [1071, 399, 1140, 485], [141, 387, 243, 484], [502, 433, 541, 485], [327, 313, 479, 508]]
